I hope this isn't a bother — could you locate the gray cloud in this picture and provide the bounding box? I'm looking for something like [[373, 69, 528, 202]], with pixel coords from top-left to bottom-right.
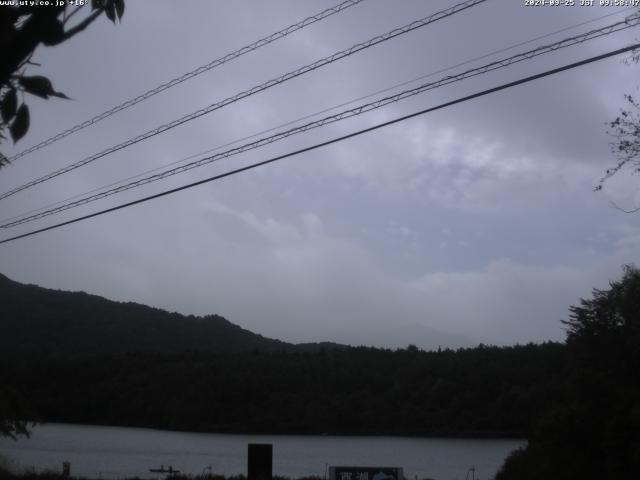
[[1, 0, 639, 349]]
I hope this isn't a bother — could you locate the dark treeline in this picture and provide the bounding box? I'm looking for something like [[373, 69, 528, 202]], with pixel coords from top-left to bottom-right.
[[2, 268, 639, 477], [496, 265, 640, 480], [0, 271, 566, 438], [1, 343, 565, 438]]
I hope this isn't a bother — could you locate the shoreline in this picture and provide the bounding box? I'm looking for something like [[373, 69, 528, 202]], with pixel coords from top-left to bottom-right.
[[13, 421, 526, 442]]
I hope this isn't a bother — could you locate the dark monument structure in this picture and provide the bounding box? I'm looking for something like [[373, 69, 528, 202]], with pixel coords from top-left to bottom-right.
[[248, 443, 273, 480]]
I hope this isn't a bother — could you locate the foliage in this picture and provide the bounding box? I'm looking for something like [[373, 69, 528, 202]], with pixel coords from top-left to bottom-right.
[[0, 452, 15, 477], [0, 0, 125, 167], [0, 343, 566, 439], [0, 272, 567, 438], [0, 273, 308, 357], [564, 264, 640, 343], [3, 265, 638, 465], [598, 39, 640, 198], [496, 265, 640, 480], [597, 93, 640, 199], [0, 386, 32, 440], [0, 473, 276, 480]]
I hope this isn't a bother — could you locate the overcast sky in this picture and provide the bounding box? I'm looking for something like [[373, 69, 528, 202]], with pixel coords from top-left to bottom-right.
[[1, 0, 639, 349]]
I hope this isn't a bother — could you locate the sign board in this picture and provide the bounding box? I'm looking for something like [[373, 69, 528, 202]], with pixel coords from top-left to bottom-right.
[[329, 466, 403, 480]]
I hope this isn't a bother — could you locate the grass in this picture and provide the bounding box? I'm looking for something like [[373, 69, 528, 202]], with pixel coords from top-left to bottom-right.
[[0, 472, 325, 480]]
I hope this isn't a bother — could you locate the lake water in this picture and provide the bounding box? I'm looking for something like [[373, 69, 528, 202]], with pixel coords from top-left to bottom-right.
[[0, 424, 524, 480]]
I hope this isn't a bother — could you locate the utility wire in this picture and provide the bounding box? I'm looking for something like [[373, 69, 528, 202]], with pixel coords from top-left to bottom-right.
[[1, 42, 638, 246], [0, 0, 488, 202], [3, 5, 632, 226], [7, 0, 365, 163], [3, 13, 638, 229]]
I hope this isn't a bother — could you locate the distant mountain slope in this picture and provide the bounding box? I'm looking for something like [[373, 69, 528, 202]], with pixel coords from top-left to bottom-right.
[[0, 273, 340, 358]]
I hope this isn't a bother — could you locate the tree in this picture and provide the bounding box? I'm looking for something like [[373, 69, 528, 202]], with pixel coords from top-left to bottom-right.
[[564, 264, 640, 343], [0, 387, 32, 440], [597, 93, 640, 205], [0, 0, 125, 439], [0, 0, 125, 167], [497, 265, 640, 480], [597, 40, 640, 202]]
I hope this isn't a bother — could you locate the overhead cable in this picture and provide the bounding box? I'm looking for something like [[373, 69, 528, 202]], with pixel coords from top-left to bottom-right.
[[1, 42, 638, 245], [3, 13, 638, 229], [7, 0, 366, 162], [0, 0, 488, 201], [3, 4, 632, 226]]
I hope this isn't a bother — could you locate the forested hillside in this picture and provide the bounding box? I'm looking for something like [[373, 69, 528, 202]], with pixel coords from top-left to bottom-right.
[[0, 273, 340, 358], [1, 343, 565, 438], [4, 266, 638, 468], [0, 272, 569, 438]]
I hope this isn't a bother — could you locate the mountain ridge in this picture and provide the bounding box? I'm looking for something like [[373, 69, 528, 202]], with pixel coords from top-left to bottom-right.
[[0, 273, 345, 358]]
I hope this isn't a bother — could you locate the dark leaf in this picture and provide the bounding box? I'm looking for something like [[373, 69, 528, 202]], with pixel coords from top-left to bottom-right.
[[114, 0, 125, 20], [91, 0, 105, 10], [10, 104, 29, 143], [18, 76, 56, 99], [51, 91, 71, 100], [1, 88, 18, 122], [0, 151, 9, 168], [40, 18, 65, 46], [104, 0, 116, 23]]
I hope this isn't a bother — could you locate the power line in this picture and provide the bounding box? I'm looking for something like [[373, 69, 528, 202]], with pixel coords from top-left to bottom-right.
[[1, 42, 637, 246], [3, 13, 638, 229], [0, 0, 488, 202], [7, 0, 365, 163], [3, 5, 632, 226]]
